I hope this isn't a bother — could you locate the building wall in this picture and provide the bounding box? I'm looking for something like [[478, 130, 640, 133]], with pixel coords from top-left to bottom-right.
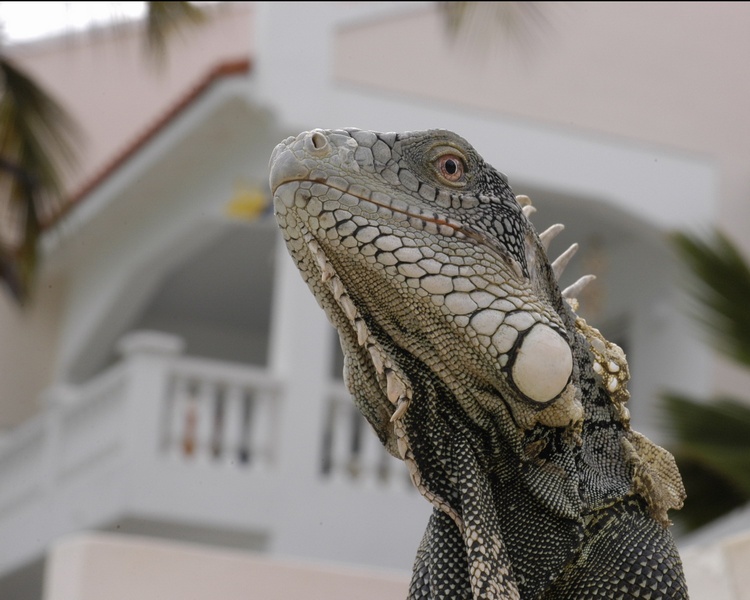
[[0, 280, 64, 427], [43, 533, 411, 600]]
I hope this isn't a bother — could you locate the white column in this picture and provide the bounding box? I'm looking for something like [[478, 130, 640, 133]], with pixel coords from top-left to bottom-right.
[[268, 240, 333, 479], [248, 385, 276, 471], [254, 2, 337, 126], [267, 236, 336, 555], [116, 331, 185, 494]]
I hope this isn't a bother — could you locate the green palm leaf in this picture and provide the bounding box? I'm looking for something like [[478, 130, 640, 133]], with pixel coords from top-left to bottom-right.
[[145, 2, 206, 66], [0, 57, 79, 303], [672, 230, 750, 368], [0, 2, 207, 304], [662, 230, 750, 531], [662, 394, 750, 530]]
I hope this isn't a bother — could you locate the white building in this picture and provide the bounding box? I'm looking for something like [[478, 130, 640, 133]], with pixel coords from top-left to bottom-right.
[[1, 3, 749, 598]]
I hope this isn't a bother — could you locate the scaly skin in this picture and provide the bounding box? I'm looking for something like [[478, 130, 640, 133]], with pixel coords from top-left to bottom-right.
[[269, 128, 688, 599]]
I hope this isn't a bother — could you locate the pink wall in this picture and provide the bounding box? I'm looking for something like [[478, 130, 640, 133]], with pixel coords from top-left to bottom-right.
[[44, 534, 409, 600]]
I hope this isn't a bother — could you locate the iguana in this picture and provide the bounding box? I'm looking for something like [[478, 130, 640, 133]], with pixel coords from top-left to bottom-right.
[[269, 128, 688, 599]]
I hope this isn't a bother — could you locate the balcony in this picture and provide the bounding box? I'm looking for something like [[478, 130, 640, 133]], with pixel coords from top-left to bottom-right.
[[0, 331, 430, 585]]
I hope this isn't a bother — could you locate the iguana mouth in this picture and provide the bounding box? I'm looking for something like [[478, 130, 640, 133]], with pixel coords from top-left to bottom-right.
[[270, 130, 531, 281], [271, 135, 491, 245], [273, 176, 526, 283]]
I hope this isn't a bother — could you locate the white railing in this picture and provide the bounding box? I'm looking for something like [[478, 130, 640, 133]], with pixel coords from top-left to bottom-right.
[[0, 330, 425, 579], [0, 331, 288, 576], [163, 357, 280, 469], [0, 335, 284, 516], [0, 331, 410, 521], [321, 383, 412, 490]]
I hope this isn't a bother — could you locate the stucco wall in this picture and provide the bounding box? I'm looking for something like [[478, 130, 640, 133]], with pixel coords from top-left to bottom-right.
[[43, 533, 410, 600], [0, 280, 64, 427]]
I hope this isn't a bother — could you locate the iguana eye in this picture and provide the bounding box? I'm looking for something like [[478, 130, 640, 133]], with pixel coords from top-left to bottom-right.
[[434, 154, 466, 185]]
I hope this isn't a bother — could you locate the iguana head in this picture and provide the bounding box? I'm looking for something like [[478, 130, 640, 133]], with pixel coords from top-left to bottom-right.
[[270, 128, 587, 443]]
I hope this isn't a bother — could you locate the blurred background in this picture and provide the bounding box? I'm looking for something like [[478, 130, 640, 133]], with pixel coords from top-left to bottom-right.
[[0, 2, 749, 598]]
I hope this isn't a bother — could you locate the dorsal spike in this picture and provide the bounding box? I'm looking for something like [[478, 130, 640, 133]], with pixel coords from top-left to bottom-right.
[[522, 205, 536, 219], [539, 223, 565, 251], [562, 274, 596, 299], [516, 194, 532, 207], [551, 243, 578, 280], [390, 398, 409, 422]]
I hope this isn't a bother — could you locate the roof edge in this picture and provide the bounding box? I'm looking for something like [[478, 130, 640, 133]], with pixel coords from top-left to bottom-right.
[[45, 57, 252, 231]]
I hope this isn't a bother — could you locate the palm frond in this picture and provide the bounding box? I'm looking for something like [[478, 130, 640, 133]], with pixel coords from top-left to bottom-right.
[[145, 2, 206, 66], [0, 57, 80, 303], [671, 230, 750, 368], [669, 453, 747, 531], [438, 2, 550, 52], [662, 393, 750, 530]]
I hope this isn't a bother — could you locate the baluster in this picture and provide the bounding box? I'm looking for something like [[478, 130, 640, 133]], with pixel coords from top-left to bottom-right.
[[347, 404, 363, 480], [192, 380, 217, 464], [248, 386, 276, 471], [210, 386, 224, 461], [242, 388, 256, 468], [221, 384, 245, 467], [328, 395, 352, 483], [358, 416, 385, 488], [343, 399, 362, 481], [320, 398, 336, 477], [167, 376, 192, 460], [379, 449, 395, 489]]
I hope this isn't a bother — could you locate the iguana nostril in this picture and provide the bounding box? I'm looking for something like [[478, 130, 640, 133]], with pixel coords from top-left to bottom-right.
[[307, 130, 329, 153]]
